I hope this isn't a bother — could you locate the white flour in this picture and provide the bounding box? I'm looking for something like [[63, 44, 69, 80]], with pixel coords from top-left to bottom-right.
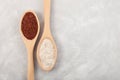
[[39, 39, 55, 68]]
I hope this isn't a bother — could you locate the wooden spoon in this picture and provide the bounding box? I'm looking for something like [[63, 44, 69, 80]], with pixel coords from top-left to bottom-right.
[[37, 0, 57, 71], [20, 10, 40, 80]]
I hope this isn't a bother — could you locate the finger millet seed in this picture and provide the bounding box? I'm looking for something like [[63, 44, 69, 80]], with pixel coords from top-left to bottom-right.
[[21, 12, 38, 40]]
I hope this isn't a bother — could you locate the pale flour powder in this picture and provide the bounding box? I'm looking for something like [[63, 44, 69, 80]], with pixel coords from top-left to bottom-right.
[[39, 39, 55, 68]]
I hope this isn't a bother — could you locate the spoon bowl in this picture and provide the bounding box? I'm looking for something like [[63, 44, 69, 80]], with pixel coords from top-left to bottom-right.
[[20, 11, 40, 47], [37, 31, 57, 71]]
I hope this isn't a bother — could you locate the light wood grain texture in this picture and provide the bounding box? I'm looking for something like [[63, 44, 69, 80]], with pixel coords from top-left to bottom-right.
[[20, 10, 40, 80], [37, 0, 57, 71]]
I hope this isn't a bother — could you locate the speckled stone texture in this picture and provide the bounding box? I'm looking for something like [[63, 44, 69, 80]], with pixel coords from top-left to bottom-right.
[[0, 0, 120, 80]]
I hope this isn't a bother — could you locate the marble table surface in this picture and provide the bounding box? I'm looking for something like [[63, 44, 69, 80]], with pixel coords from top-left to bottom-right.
[[0, 0, 120, 80]]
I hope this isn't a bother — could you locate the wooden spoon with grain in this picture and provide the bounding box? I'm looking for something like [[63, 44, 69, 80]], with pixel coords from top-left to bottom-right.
[[37, 0, 57, 71], [20, 11, 40, 80]]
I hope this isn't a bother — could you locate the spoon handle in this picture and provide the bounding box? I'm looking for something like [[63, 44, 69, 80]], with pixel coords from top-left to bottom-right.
[[44, 0, 51, 32], [27, 49, 34, 80]]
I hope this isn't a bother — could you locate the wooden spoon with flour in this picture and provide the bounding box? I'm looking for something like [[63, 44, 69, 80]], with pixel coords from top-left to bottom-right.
[[37, 0, 57, 71]]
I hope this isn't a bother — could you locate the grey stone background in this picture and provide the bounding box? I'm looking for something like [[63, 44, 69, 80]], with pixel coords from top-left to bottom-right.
[[0, 0, 120, 80]]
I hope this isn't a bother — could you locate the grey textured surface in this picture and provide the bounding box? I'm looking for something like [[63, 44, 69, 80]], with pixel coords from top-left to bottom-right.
[[0, 0, 120, 80]]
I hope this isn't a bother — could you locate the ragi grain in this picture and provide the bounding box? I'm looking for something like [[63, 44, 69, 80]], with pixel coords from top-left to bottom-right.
[[21, 12, 38, 40]]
